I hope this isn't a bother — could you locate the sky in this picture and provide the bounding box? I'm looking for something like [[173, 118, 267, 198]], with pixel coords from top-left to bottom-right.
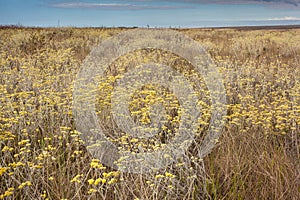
[[0, 0, 300, 27]]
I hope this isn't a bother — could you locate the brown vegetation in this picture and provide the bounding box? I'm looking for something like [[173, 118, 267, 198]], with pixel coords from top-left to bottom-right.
[[0, 26, 299, 199]]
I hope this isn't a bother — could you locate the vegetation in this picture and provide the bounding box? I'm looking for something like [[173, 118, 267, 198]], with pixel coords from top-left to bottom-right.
[[0, 26, 299, 199]]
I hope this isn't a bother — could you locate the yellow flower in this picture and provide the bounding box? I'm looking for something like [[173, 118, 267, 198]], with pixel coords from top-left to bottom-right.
[[130, 138, 139, 143], [40, 190, 47, 199], [88, 188, 97, 194], [0, 187, 14, 199], [0, 167, 9, 176], [18, 181, 32, 189], [90, 159, 106, 170], [108, 178, 117, 185], [1, 146, 13, 152], [165, 172, 176, 178], [88, 178, 94, 185], [155, 174, 164, 179], [167, 185, 174, 189], [70, 174, 83, 183], [94, 178, 106, 185]]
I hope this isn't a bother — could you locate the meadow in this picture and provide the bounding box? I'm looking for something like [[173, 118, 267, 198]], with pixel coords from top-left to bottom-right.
[[0, 26, 299, 199]]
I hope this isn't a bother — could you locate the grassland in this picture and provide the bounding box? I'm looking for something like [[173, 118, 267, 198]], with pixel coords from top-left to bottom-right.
[[0, 26, 299, 199]]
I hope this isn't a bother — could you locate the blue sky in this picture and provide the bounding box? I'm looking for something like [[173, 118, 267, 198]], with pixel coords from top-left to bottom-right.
[[0, 0, 300, 27]]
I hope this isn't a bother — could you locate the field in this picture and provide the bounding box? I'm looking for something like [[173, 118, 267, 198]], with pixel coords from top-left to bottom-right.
[[0, 26, 299, 199]]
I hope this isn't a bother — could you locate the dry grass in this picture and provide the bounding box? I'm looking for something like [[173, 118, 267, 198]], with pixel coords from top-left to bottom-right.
[[0, 26, 299, 199]]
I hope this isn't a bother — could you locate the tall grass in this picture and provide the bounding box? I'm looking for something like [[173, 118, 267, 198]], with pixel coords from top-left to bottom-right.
[[0, 27, 299, 199]]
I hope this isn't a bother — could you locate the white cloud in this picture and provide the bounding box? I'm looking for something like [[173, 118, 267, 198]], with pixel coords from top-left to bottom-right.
[[52, 3, 131, 8], [136, 0, 300, 8], [51, 2, 192, 10], [267, 16, 300, 20]]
